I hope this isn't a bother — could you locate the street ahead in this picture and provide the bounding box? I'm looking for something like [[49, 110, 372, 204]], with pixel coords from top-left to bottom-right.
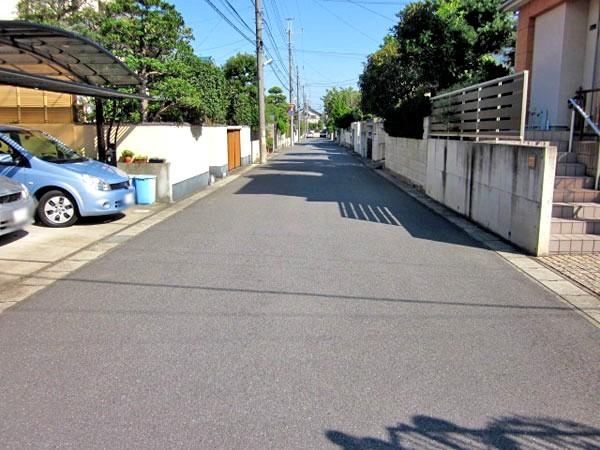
[[1, 140, 599, 449]]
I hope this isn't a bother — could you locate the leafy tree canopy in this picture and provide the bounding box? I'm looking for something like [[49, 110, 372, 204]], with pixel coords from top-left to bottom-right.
[[359, 0, 514, 136], [266, 86, 289, 135], [17, 0, 229, 125], [223, 53, 258, 130], [322, 87, 361, 131]]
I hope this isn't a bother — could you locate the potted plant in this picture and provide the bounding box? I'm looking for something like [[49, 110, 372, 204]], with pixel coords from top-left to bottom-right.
[[148, 157, 166, 163], [121, 149, 134, 164], [133, 154, 148, 163]]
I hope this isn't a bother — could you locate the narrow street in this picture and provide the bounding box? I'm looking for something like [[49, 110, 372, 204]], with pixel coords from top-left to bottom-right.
[[1, 140, 599, 448]]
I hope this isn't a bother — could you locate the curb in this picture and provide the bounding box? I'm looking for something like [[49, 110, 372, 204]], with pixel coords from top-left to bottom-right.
[[347, 148, 600, 329], [0, 163, 259, 315]]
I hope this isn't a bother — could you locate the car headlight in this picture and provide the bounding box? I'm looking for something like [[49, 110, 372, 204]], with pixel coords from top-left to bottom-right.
[[20, 183, 30, 200], [82, 174, 111, 191]]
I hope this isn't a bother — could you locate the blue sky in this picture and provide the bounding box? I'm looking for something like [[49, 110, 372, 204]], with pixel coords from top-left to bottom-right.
[[171, 0, 406, 112]]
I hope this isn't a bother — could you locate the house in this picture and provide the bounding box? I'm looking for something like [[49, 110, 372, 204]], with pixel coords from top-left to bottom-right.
[[300, 106, 322, 126], [503, 0, 599, 129]]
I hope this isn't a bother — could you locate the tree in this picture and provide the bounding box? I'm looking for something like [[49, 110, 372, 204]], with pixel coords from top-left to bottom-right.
[[266, 86, 289, 137], [17, 0, 229, 126], [96, 0, 194, 122], [322, 87, 361, 132], [17, 0, 98, 34], [223, 53, 258, 129], [359, 0, 513, 136]]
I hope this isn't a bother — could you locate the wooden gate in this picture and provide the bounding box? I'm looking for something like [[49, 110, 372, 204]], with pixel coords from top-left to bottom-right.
[[227, 129, 241, 171]]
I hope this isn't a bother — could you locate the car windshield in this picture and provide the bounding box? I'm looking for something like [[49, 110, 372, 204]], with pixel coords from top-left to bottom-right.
[[3, 130, 86, 163]]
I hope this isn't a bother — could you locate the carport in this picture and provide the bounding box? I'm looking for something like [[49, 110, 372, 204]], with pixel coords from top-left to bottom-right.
[[0, 20, 149, 162]]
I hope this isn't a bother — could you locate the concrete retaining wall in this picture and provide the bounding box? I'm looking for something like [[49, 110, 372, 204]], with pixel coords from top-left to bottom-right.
[[382, 135, 556, 255], [384, 136, 427, 188]]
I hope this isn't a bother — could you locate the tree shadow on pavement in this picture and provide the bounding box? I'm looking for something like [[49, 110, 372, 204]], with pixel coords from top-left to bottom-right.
[[236, 142, 484, 249], [326, 415, 600, 449]]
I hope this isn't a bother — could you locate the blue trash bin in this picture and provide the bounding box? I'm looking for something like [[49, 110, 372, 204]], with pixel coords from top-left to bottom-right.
[[132, 175, 157, 205]]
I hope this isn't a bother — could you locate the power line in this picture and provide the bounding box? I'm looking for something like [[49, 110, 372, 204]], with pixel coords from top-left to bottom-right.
[[337, 0, 397, 22], [202, 0, 254, 44], [218, 0, 255, 34], [310, 0, 380, 43]]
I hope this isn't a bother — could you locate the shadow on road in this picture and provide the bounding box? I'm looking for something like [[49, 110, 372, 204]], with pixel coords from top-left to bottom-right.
[[326, 415, 600, 449], [0, 229, 28, 247], [237, 141, 484, 249]]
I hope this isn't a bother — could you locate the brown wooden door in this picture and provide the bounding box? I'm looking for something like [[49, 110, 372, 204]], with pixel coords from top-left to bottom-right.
[[227, 129, 241, 171]]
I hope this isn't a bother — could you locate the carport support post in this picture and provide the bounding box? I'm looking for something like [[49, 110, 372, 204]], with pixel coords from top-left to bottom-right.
[[95, 98, 107, 162]]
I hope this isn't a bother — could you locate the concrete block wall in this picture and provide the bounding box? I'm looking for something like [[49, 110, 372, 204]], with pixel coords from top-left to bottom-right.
[[425, 139, 556, 255], [382, 134, 556, 255], [384, 136, 427, 188], [372, 121, 386, 161]]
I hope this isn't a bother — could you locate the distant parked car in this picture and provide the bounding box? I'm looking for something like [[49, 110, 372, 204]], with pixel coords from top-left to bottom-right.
[[0, 175, 34, 237], [320, 129, 327, 138], [0, 125, 135, 227]]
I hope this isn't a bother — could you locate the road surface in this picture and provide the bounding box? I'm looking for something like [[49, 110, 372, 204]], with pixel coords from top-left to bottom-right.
[[1, 140, 599, 448]]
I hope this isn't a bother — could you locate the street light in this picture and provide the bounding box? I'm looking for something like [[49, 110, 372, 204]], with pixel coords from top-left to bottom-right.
[[264, 58, 273, 67]]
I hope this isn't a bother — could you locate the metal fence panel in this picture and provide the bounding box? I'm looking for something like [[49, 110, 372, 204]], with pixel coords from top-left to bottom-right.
[[430, 71, 528, 141]]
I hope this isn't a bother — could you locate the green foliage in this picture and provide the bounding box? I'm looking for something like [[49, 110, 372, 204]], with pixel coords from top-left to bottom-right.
[[383, 92, 432, 138], [322, 87, 361, 131], [17, 0, 228, 125], [223, 53, 258, 130], [266, 86, 289, 136], [359, 0, 514, 137]]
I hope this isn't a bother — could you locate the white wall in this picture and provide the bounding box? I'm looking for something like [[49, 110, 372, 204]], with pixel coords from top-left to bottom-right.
[[116, 124, 209, 185], [385, 136, 427, 187], [383, 136, 556, 255], [425, 140, 555, 255], [530, 0, 588, 128], [203, 126, 228, 170], [240, 127, 251, 160]]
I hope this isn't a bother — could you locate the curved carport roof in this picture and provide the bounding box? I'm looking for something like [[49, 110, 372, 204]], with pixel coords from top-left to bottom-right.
[[0, 20, 148, 99]]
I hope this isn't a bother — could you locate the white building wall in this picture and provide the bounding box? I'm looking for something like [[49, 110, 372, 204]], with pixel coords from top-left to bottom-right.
[[530, 0, 588, 128], [531, 4, 567, 128], [582, 0, 600, 91]]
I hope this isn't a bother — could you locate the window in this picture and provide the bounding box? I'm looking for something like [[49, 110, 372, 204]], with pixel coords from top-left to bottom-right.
[[4, 130, 85, 164], [0, 140, 21, 166]]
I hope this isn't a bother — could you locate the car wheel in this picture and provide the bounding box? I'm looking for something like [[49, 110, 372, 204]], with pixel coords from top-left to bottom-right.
[[37, 190, 79, 227]]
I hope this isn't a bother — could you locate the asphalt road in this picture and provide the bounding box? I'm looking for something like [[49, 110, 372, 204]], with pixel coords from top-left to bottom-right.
[[1, 140, 599, 449]]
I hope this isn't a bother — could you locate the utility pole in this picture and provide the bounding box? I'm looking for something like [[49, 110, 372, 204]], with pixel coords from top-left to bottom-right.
[[255, 0, 267, 164], [287, 19, 294, 145], [296, 64, 301, 141]]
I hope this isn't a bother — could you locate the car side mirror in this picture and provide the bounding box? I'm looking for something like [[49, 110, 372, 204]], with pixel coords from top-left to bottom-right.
[[0, 153, 16, 165]]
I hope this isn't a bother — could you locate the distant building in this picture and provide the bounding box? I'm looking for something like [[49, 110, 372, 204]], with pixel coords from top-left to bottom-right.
[[300, 106, 322, 126]]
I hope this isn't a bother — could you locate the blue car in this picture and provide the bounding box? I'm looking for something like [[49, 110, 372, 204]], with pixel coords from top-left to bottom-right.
[[0, 125, 135, 227]]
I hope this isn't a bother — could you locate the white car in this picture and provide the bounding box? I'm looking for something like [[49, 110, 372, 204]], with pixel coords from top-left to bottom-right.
[[0, 175, 34, 237]]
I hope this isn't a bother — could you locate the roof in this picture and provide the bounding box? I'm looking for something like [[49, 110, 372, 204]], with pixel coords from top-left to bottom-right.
[[0, 20, 149, 99], [501, 0, 529, 11], [300, 106, 322, 116]]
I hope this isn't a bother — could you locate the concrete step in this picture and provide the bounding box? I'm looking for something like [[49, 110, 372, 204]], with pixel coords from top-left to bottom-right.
[[553, 202, 600, 219], [553, 188, 600, 203], [549, 233, 600, 254], [557, 152, 579, 163], [555, 162, 586, 176], [554, 176, 595, 190], [551, 217, 600, 234]]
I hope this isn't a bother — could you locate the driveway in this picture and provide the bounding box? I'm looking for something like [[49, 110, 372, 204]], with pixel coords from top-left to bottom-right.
[[0, 140, 599, 449]]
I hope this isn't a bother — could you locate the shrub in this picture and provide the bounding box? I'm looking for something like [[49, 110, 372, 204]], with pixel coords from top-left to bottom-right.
[[383, 94, 431, 138]]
